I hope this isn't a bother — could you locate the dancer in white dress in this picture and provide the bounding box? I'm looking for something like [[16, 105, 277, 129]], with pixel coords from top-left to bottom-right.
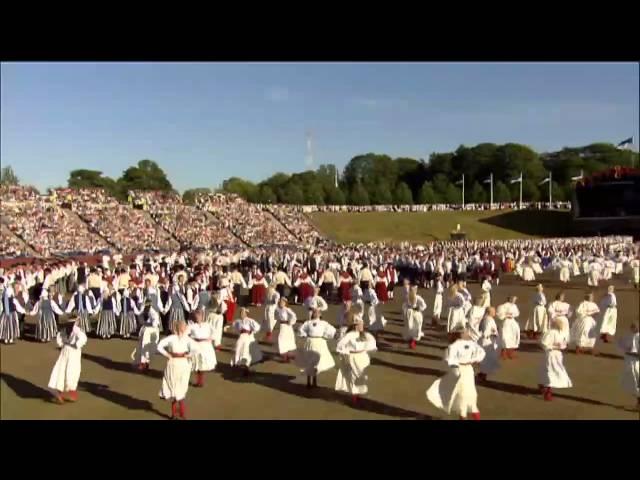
[[206, 291, 226, 351], [524, 284, 548, 339], [297, 308, 336, 389], [262, 286, 280, 342], [547, 292, 572, 342], [188, 309, 217, 387], [362, 286, 385, 335], [132, 306, 161, 371], [157, 320, 197, 419], [480, 276, 491, 309], [304, 287, 328, 320], [570, 292, 600, 354], [231, 308, 263, 375], [426, 327, 486, 420], [617, 323, 639, 411], [558, 258, 571, 283], [447, 285, 467, 340], [598, 285, 617, 343], [497, 296, 521, 360], [521, 259, 536, 282], [466, 296, 486, 343], [275, 297, 297, 362], [402, 286, 427, 349], [336, 299, 352, 342], [48, 316, 87, 404], [477, 307, 500, 382], [432, 274, 444, 326], [335, 316, 377, 405], [538, 319, 572, 401]]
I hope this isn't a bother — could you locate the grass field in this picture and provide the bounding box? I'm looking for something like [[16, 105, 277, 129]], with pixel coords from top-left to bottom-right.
[[309, 210, 574, 243], [2, 271, 638, 420]]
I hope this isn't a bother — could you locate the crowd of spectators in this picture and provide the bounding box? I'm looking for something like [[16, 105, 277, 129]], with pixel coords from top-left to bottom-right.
[[297, 201, 572, 213], [263, 204, 323, 245]]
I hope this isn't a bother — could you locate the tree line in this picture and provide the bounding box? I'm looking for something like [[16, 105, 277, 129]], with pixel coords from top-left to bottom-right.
[[2, 142, 637, 206]]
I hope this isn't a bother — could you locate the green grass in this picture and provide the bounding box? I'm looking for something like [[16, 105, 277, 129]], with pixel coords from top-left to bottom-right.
[[309, 209, 573, 243]]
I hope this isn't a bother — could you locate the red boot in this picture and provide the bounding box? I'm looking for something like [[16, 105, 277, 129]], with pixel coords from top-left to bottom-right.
[[409, 339, 417, 350], [352, 395, 359, 405], [543, 387, 553, 401], [179, 400, 187, 420], [196, 372, 204, 387], [170, 401, 178, 419], [266, 332, 272, 341], [216, 344, 223, 351], [66, 391, 78, 402], [470, 412, 481, 420]]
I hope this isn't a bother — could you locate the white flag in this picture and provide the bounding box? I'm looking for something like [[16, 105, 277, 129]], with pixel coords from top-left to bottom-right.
[[482, 176, 492, 184], [616, 137, 633, 150], [510, 174, 522, 184], [539, 177, 551, 185], [570, 170, 584, 181], [455, 177, 464, 185]]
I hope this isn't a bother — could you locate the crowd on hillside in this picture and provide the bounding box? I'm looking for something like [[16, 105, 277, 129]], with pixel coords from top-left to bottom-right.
[[297, 202, 572, 213]]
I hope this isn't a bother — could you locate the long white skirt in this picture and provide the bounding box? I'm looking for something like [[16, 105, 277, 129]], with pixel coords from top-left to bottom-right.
[[159, 357, 191, 401], [570, 316, 597, 348], [615, 262, 624, 275], [277, 323, 297, 354], [559, 267, 570, 283], [263, 304, 277, 333], [582, 261, 590, 275], [555, 317, 571, 343], [403, 309, 424, 341], [525, 305, 548, 333], [532, 263, 543, 275], [433, 293, 443, 318], [573, 263, 581, 277], [207, 312, 224, 346], [481, 293, 491, 310], [621, 355, 639, 397], [601, 268, 612, 281], [131, 325, 159, 365], [365, 305, 386, 332], [633, 266, 640, 284], [232, 332, 263, 367], [500, 319, 520, 349], [335, 352, 370, 395], [192, 340, 217, 371], [447, 307, 466, 332], [48, 346, 82, 392], [479, 338, 500, 375], [426, 364, 479, 417], [539, 350, 572, 388], [599, 307, 617, 336], [587, 271, 599, 287], [522, 266, 535, 282], [297, 337, 335, 376]]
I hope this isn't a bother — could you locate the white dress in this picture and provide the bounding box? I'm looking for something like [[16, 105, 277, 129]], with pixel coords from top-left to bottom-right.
[[539, 329, 572, 388], [522, 264, 536, 282], [478, 316, 500, 375], [363, 289, 385, 332], [206, 299, 226, 347], [232, 318, 263, 367], [587, 263, 601, 287], [447, 293, 466, 332], [466, 306, 485, 343], [432, 281, 444, 319], [276, 306, 298, 355], [497, 302, 521, 349], [547, 300, 572, 342], [335, 331, 377, 395], [297, 319, 336, 375], [403, 296, 427, 341], [570, 301, 600, 348], [157, 334, 197, 401], [189, 322, 217, 371], [480, 281, 491, 309], [599, 293, 617, 336], [426, 339, 486, 417], [559, 261, 571, 283], [304, 295, 329, 319], [48, 326, 87, 392], [132, 315, 161, 365], [263, 291, 280, 333], [617, 332, 639, 398], [525, 292, 548, 333]]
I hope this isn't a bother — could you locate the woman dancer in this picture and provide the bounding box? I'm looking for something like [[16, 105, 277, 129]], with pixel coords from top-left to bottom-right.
[[48, 316, 87, 404], [336, 299, 353, 342], [432, 273, 444, 326], [297, 308, 336, 389], [524, 284, 548, 339], [466, 296, 486, 343], [94, 286, 121, 339], [132, 306, 161, 371], [231, 308, 263, 376], [480, 276, 492, 309], [426, 327, 486, 420], [617, 323, 639, 411], [446, 285, 466, 340], [262, 285, 280, 342], [119, 288, 142, 339], [275, 297, 298, 362], [64, 284, 96, 333], [362, 285, 385, 337], [538, 319, 572, 401], [547, 292, 572, 343], [188, 309, 217, 387], [157, 319, 197, 419], [477, 307, 500, 382], [30, 289, 64, 343], [335, 315, 377, 405], [207, 290, 227, 351], [497, 296, 520, 360], [598, 285, 617, 343], [403, 286, 427, 349], [570, 292, 600, 354]]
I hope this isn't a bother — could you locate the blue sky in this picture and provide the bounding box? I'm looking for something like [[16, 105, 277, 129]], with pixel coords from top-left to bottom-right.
[[1, 62, 638, 193]]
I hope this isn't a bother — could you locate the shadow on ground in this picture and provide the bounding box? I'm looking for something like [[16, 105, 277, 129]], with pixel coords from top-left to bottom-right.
[[478, 210, 572, 237]]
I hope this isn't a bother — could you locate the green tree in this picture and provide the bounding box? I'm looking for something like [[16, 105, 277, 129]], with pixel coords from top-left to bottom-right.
[[221, 177, 258, 200], [1, 166, 20, 186], [551, 181, 565, 201], [118, 159, 173, 192], [258, 185, 277, 204], [68, 169, 119, 197], [282, 182, 304, 205], [494, 181, 511, 203], [305, 183, 325, 205], [349, 182, 370, 205], [182, 188, 212, 205], [393, 181, 413, 204], [468, 181, 487, 203], [444, 184, 461, 204], [432, 174, 450, 197], [522, 179, 540, 202], [325, 185, 346, 205], [417, 182, 439, 204], [368, 179, 393, 204]]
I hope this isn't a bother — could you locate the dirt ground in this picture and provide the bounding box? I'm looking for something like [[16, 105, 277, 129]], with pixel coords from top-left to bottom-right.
[[2, 271, 639, 420]]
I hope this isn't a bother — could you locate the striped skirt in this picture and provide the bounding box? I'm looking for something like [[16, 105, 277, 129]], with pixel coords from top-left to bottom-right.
[[36, 310, 58, 342], [168, 307, 185, 333], [97, 310, 117, 338], [76, 310, 92, 333], [119, 311, 138, 338], [56, 277, 67, 295], [0, 312, 20, 343]]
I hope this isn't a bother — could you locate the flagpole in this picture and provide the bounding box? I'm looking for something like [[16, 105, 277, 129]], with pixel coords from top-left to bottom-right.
[[462, 174, 465, 209], [548, 171, 552, 209], [490, 173, 493, 209], [519, 172, 523, 209]]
